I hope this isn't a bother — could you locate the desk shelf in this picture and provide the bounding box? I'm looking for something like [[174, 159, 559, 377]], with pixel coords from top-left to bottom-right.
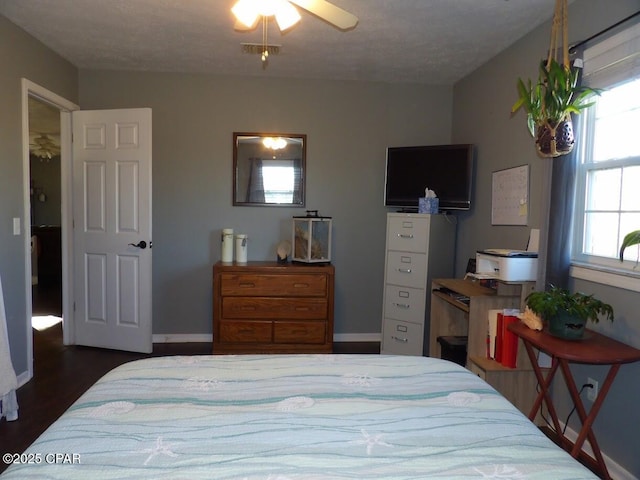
[[430, 278, 541, 422]]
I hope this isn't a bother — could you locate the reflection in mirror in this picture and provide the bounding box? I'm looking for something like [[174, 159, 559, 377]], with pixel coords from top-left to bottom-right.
[[233, 132, 306, 206]]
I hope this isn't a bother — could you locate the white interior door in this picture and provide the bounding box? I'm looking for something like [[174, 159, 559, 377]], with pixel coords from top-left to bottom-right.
[[72, 108, 152, 353]]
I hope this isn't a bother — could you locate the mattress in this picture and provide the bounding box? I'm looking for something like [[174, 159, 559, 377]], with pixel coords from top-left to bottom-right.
[[1, 354, 598, 479]]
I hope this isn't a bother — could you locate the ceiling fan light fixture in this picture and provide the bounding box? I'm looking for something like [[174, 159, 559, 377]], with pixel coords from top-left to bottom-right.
[[231, 0, 301, 31], [263, 137, 287, 150], [231, 0, 260, 28]]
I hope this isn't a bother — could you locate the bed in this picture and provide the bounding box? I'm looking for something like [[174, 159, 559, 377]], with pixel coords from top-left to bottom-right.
[[1, 354, 598, 479]]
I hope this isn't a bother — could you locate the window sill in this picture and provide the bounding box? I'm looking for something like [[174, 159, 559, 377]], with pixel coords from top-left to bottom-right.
[[570, 263, 640, 293]]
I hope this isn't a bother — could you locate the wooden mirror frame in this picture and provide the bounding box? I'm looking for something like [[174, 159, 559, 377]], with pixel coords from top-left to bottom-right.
[[233, 132, 306, 207]]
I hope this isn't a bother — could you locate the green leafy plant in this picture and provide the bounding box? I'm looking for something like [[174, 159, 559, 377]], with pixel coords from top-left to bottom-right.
[[525, 285, 614, 324], [511, 58, 600, 137], [619, 230, 640, 262]]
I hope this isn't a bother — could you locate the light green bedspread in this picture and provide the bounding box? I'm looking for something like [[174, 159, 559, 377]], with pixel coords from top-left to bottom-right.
[[1, 354, 597, 479]]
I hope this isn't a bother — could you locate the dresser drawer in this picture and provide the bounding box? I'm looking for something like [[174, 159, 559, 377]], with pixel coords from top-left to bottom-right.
[[385, 251, 427, 288], [383, 284, 426, 324], [274, 321, 326, 344], [219, 320, 272, 343], [381, 318, 424, 356], [386, 216, 429, 252], [222, 297, 328, 319], [220, 273, 327, 297]]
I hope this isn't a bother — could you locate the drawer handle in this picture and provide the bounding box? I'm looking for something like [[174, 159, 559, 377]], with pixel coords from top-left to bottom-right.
[[391, 336, 408, 343], [238, 328, 253, 334], [295, 306, 310, 311], [393, 303, 409, 309], [397, 233, 414, 239], [398, 268, 412, 274], [239, 282, 256, 288], [294, 283, 310, 288], [239, 306, 257, 311]]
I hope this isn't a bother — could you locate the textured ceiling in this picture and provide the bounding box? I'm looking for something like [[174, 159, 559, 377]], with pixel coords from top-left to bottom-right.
[[0, 0, 561, 85]]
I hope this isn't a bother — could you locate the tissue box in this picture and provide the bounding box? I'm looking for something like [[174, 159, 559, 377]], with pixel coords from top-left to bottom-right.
[[418, 197, 439, 214]]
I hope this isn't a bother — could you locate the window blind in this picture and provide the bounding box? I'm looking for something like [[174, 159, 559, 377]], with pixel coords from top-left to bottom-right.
[[582, 21, 640, 88]]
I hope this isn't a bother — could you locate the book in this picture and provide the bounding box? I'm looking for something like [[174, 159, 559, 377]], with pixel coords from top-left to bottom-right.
[[494, 313, 503, 363], [500, 310, 520, 368], [487, 309, 501, 359]]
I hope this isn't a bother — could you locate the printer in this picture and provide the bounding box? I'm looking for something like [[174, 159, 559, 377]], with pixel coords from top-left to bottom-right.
[[475, 249, 538, 282]]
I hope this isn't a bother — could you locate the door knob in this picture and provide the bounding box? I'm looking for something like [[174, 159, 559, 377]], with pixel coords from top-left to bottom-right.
[[128, 241, 147, 249]]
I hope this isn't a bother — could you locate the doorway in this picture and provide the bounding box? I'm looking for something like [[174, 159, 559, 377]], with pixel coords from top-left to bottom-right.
[[28, 97, 63, 339], [21, 79, 79, 382]]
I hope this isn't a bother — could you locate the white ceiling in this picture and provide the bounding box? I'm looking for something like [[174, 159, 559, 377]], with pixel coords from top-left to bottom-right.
[[0, 0, 560, 85]]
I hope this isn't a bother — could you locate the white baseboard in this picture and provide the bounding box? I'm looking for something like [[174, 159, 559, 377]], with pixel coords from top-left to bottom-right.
[[16, 370, 31, 388], [152, 333, 382, 344], [560, 422, 637, 480], [332, 333, 381, 343], [152, 334, 212, 343]]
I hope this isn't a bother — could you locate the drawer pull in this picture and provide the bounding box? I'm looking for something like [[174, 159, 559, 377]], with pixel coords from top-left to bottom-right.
[[295, 306, 310, 311], [398, 268, 412, 274], [238, 282, 256, 288], [391, 336, 408, 343], [393, 303, 409, 309], [294, 283, 310, 288], [397, 233, 414, 239], [239, 306, 257, 311]]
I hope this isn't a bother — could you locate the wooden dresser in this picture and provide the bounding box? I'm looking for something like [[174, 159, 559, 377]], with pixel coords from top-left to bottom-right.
[[212, 261, 335, 354]]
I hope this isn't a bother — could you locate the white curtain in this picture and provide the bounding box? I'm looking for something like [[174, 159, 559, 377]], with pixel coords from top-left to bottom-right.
[[0, 271, 19, 421]]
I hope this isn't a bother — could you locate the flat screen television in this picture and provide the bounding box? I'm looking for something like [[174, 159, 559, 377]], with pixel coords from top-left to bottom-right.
[[384, 144, 475, 211]]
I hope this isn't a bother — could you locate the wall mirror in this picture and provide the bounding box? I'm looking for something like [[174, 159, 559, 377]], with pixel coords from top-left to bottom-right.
[[233, 132, 306, 207]]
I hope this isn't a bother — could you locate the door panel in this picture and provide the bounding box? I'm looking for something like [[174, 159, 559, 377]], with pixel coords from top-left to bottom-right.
[[73, 108, 152, 353]]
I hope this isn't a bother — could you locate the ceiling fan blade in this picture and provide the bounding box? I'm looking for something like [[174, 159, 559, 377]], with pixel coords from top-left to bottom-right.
[[289, 0, 358, 30]]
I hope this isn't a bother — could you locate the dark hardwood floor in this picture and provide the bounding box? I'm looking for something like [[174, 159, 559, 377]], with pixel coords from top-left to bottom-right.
[[0, 283, 379, 474]]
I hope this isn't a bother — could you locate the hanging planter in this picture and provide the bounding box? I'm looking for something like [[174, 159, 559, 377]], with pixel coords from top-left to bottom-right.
[[511, 0, 600, 158], [535, 115, 574, 158]]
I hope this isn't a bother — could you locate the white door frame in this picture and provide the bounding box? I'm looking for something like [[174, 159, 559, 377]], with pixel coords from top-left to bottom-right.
[[21, 79, 79, 384]]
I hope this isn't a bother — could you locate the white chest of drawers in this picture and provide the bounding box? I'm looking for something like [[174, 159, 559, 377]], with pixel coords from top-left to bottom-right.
[[380, 213, 456, 356]]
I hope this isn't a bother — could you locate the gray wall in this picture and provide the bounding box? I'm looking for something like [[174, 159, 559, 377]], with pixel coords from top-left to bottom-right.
[[78, 71, 453, 337], [452, 1, 640, 476], [0, 15, 77, 376], [4, 2, 640, 475]]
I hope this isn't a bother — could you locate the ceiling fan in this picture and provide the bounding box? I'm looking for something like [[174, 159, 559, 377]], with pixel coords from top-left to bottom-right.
[[30, 133, 60, 160], [232, 0, 358, 32]]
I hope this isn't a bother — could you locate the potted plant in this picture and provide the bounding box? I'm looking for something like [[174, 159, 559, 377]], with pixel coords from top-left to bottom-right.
[[619, 230, 640, 262], [511, 58, 600, 158], [525, 285, 614, 340]]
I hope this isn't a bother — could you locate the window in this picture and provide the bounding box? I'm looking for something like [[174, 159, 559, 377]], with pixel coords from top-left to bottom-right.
[[572, 22, 640, 273], [262, 163, 295, 204]]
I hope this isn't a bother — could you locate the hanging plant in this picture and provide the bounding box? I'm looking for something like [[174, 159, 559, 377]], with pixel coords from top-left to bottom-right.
[[510, 0, 601, 158]]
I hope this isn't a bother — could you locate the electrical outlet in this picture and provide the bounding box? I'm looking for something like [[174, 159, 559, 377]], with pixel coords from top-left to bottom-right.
[[587, 377, 599, 402]]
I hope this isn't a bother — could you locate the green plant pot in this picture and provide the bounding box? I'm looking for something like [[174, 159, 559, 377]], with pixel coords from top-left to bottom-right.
[[547, 311, 586, 340]]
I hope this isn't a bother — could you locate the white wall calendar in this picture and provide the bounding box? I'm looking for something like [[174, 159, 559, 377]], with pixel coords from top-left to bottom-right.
[[491, 164, 529, 225]]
